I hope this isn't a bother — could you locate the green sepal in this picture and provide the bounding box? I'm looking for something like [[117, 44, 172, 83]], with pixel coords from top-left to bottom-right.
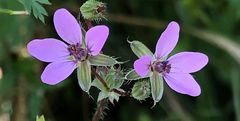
[[131, 80, 151, 101], [128, 40, 153, 58], [97, 91, 121, 104], [89, 54, 119, 66], [19, 0, 51, 23], [125, 69, 141, 80], [150, 72, 164, 106], [97, 91, 108, 101], [77, 61, 92, 92], [36, 115, 45, 121]]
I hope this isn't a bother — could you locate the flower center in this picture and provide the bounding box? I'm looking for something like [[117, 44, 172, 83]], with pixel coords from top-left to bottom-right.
[[154, 61, 171, 74], [68, 43, 88, 61]]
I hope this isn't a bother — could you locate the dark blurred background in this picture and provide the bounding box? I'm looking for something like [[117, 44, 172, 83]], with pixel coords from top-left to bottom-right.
[[0, 0, 240, 121]]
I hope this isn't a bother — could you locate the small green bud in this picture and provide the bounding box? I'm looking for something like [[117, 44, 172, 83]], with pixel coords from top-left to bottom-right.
[[131, 80, 151, 101], [80, 0, 107, 21], [128, 40, 153, 58], [106, 67, 124, 89]]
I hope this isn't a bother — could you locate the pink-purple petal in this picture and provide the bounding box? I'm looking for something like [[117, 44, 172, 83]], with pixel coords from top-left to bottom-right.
[[41, 61, 77, 85], [86, 25, 109, 56], [54, 8, 82, 44], [133, 55, 152, 77], [168, 52, 208, 73], [27, 38, 69, 62], [155, 21, 180, 59], [164, 73, 201, 96]]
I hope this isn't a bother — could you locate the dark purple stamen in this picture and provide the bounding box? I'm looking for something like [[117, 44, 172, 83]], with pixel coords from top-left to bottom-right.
[[68, 43, 87, 61], [154, 61, 171, 73]]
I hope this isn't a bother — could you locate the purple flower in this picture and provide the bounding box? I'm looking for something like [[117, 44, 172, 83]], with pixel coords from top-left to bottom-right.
[[27, 8, 109, 85], [134, 21, 208, 96]]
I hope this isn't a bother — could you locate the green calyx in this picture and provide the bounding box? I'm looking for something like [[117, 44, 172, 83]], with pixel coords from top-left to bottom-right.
[[128, 40, 153, 58], [131, 80, 151, 101], [150, 72, 164, 107], [80, 0, 107, 21], [89, 54, 120, 66], [77, 61, 92, 92]]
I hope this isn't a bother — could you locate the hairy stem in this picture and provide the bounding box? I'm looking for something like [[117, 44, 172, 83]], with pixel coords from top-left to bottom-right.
[[92, 99, 108, 121]]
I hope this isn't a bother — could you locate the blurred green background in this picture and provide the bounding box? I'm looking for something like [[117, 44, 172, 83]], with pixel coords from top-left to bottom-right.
[[0, 0, 240, 121]]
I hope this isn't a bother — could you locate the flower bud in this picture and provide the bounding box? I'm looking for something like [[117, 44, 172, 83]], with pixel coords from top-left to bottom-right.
[[80, 0, 107, 21], [131, 80, 151, 101], [128, 40, 153, 58]]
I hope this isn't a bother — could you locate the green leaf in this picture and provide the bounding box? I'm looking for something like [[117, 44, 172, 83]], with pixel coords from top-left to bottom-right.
[[19, 0, 32, 13], [19, 0, 51, 23], [128, 40, 153, 58], [36, 115, 45, 121], [150, 72, 164, 106], [125, 69, 142, 80], [36, 0, 51, 5], [77, 61, 92, 92], [89, 54, 119, 66], [131, 80, 151, 101]]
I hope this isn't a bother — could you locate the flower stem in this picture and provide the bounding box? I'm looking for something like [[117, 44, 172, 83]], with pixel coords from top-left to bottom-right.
[[0, 8, 29, 15], [92, 99, 108, 121]]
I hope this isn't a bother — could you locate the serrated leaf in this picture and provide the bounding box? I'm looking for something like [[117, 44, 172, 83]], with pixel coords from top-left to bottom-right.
[[125, 69, 142, 80], [129, 40, 153, 58], [34, 2, 48, 16], [150, 72, 164, 106], [36, 0, 51, 5], [89, 54, 119, 66], [77, 61, 92, 92], [36, 115, 45, 121], [19, 0, 32, 13], [19, 0, 51, 23]]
